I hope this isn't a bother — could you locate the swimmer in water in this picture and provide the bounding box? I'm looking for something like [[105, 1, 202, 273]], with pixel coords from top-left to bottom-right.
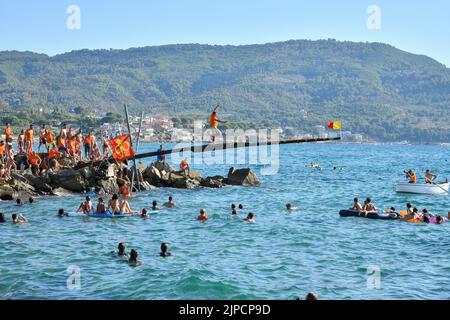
[[435, 215, 444, 224], [95, 198, 107, 214], [128, 249, 143, 266], [118, 242, 130, 259], [140, 208, 149, 219], [163, 196, 176, 208], [16, 199, 24, 206], [238, 204, 244, 210], [0, 212, 6, 223], [160, 242, 174, 257], [197, 208, 208, 221], [286, 203, 293, 211], [231, 204, 238, 216], [108, 194, 120, 214], [151, 200, 160, 211], [77, 196, 93, 214], [12, 213, 28, 224], [29, 197, 34, 205], [243, 212, 255, 223], [57, 209, 69, 217]]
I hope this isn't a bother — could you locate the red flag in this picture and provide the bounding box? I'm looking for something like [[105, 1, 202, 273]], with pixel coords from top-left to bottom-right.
[[108, 134, 135, 161], [326, 122, 334, 129]]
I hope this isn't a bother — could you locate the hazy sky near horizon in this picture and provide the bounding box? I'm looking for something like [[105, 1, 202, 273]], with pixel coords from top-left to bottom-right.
[[0, 0, 449, 66]]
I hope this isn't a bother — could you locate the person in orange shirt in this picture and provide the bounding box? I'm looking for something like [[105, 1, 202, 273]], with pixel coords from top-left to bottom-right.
[[197, 208, 208, 221], [24, 125, 35, 154], [48, 145, 59, 160], [208, 104, 227, 143], [84, 130, 96, 160], [45, 129, 56, 151], [28, 151, 42, 176], [180, 158, 190, 176], [0, 140, 6, 163], [4, 123, 13, 143]]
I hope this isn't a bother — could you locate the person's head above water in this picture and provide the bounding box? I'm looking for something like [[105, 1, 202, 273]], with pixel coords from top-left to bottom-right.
[[29, 197, 34, 204], [129, 249, 138, 261], [238, 204, 244, 210], [168, 196, 173, 201], [112, 194, 118, 200], [118, 242, 126, 255], [0, 212, 6, 223], [286, 203, 293, 210], [16, 199, 23, 205], [141, 208, 148, 216], [231, 204, 236, 209], [152, 200, 157, 207], [58, 209, 65, 217], [161, 242, 170, 253], [247, 212, 254, 219], [199, 208, 206, 215], [11, 213, 17, 221]]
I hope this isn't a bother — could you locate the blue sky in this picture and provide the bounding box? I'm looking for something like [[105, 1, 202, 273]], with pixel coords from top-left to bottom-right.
[[0, 0, 449, 66]]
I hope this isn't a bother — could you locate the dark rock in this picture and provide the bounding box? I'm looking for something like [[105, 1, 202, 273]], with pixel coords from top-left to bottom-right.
[[226, 167, 260, 186], [0, 184, 16, 200], [153, 160, 174, 173], [200, 177, 225, 188], [97, 178, 119, 195], [49, 169, 86, 192]]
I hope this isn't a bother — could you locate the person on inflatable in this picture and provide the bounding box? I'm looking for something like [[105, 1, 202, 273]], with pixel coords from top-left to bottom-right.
[[77, 196, 93, 214], [362, 198, 377, 213], [350, 197, 363, 211]]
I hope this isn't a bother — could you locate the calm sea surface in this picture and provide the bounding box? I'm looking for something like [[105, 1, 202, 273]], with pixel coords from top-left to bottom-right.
[[1, 143, 449, 300]]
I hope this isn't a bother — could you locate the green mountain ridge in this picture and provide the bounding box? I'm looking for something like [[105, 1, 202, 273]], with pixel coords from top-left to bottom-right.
[[1, 39, 449, 142]]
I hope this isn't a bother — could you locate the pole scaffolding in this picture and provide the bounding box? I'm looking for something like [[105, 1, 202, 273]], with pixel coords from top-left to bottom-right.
[[74, 136, 341, 169]]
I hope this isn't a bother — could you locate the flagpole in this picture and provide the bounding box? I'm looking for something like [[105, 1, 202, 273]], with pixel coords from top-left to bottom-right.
[[124, 103, 140, 193], [130, 111, 144, 192]]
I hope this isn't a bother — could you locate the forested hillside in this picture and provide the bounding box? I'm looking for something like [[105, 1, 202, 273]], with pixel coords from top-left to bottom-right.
[[1, 39, 449, 142]]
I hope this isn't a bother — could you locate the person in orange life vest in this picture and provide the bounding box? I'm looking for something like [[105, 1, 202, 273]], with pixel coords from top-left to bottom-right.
[[56, 134, 68, 154], [405, 170, 417, 184], [197, 208, 208, 221], [45, 129, 56, 151], [24, 124, 35, 154], [4, 123, 13, 143], [67, 137, 77, 158], [84, 130, 96, 159], [38, 124, 47, 153], [180, 158, 190, 176], [28, 151, 42, 176], [119, 180, 131, 198], [0, 140, 6, 163], [208, 104, 227, 143]]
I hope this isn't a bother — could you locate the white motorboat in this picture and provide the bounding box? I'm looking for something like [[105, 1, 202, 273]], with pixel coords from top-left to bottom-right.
[[395, 182, 449, 195]]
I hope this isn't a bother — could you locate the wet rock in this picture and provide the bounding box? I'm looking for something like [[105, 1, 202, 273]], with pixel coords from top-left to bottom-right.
[[79, 166, 96, 180], [200, 177, 225, 188], [172, 178, 200, 189], [0, 184, 16, 200], [97, 178, 119, 195], [49, 169, 86, 193], [11, 179, 37, 195], [226, 167, 260, 186], [51, 187, 76, 196], [23, 174, 53, 194]]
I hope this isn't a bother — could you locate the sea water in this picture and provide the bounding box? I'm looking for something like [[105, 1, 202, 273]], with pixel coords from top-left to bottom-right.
[[0, 143, 449, 300]]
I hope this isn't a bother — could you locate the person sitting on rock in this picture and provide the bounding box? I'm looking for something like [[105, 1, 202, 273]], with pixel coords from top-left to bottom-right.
[[180, 158, 190, 177], [77, 196, 93, 214], [12, 213, 28, 224], [96, 198, 107, 214], [156, 144, 166, 163], [160, 243, 174, 257], [163, 196, 176, 207], [243, 212, 255, 223], [197, 208, 208, 221]]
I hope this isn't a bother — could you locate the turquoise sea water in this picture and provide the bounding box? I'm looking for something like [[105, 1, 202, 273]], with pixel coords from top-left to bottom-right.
[[1, 143, 449, 300]]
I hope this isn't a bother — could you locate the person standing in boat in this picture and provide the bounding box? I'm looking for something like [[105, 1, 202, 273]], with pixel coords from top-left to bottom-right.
[[405, 170, 417, 184], [424, 170, 437, 184]]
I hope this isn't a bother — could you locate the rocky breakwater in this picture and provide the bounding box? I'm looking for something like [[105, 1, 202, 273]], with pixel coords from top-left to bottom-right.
[[0, 160, 260, 200]]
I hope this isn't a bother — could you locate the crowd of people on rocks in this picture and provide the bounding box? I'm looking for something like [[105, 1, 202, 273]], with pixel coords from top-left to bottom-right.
[[0, 122, 114, 180]]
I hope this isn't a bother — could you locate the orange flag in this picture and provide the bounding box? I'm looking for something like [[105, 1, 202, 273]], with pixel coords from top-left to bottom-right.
[[108, 134, 135, 161]]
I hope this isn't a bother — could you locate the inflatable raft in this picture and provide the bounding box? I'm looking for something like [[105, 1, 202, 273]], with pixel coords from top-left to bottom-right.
[[87, 212, 135, 219], [339, 210, 399, 220]]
